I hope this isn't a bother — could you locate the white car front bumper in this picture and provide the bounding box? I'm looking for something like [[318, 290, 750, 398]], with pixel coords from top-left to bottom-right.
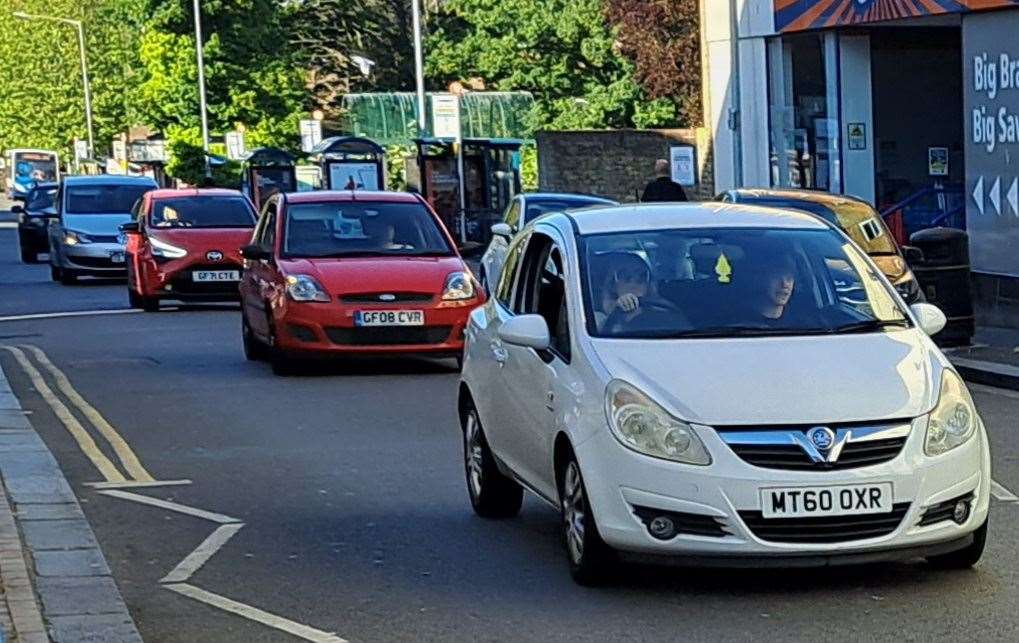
[[575, 416, 990, 565]]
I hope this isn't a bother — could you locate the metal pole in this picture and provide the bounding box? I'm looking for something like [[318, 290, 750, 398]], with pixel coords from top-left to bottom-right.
[[74, 21, 95, 159], [411, 0, 428, 136], [455, 96, 467, 244], [193, 0, 211, 178]]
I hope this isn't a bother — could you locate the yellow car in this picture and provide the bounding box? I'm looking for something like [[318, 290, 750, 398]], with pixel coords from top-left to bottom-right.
[[718, 189, 924, 304]]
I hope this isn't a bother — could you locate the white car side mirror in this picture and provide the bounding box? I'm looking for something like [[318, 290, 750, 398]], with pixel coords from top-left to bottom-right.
[[910, 303, 947, 337], [491, 222, 513, 240], [498, 314, 550, 351]]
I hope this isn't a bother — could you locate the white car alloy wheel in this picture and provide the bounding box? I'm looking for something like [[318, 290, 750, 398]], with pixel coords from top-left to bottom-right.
[[461, 406, 522, 518], [562, 462, 586, 564]]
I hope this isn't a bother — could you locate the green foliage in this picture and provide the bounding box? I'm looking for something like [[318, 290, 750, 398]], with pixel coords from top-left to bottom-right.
[[384, 144, 414, 191], [426, 0, 682, 132], [519, 145, 538, 191]]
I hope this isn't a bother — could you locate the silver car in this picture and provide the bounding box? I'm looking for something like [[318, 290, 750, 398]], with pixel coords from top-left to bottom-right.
[[49, 175, 157, 284], [480, 193, 615, 292]]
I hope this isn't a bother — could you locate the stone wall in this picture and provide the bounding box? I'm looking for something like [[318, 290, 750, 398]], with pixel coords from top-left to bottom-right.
[[535, 128, 714, 202]]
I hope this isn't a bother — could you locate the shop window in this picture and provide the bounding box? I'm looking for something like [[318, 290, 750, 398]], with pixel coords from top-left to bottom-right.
[[768, 34, 842, 193]]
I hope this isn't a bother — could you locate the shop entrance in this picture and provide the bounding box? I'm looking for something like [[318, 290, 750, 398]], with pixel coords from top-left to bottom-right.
[[871, 27, 964, 228]]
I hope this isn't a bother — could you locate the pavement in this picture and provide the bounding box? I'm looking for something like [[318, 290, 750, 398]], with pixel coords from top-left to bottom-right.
[[3, 209, 1019, 641], [943, 326, 1019, 391]]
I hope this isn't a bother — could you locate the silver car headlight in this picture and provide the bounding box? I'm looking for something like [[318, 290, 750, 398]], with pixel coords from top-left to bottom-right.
[[604, 380, 711, 465], [925, 370, 978, 457], [150, 236, 187, 259], [63, 230, 93, 245], [285, 274, 330, 302]]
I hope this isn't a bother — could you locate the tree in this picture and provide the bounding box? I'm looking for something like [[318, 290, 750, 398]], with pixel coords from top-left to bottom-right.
[[137, 0, 307, 179], [286, 0, 416, 112], [606, 0, 702, 127], [425, 0, 679, 131]]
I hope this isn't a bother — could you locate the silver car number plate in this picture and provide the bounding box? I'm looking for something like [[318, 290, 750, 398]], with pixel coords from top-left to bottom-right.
[[760, 482, 893, 519], [193, 270, 241, 282]]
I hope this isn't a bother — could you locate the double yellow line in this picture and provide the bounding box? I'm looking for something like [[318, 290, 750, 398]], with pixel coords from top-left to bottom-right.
[[3, 345, 154, 483]]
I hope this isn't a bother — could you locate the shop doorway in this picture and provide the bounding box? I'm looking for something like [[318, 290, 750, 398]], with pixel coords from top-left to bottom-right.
[[871, 27, 964, 216]]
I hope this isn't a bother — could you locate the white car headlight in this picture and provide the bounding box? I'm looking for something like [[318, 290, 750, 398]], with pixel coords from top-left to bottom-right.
[[925, 370, 978, 457], [149, 236, 187, 259], [605, 380, 711, 465], [285, 274, 330, 302], [63, 230, 92, 245], [441, 271, 476, 301]]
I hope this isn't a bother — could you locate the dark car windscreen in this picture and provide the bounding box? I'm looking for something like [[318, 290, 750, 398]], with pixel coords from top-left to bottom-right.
[[151, 196, 256, 228], [66, 185, 153, 214], [26, 187, 57, 211], [282, 202, 453, 258], [524, 197, 611, 224]]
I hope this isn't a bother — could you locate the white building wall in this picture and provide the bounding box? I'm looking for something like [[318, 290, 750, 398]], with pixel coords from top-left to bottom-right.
[[839, 36, 876, 204]]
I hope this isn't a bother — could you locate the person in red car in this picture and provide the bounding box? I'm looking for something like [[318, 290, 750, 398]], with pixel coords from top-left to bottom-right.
[[238, 191, 485, 375], [123, 189, 257, 311]]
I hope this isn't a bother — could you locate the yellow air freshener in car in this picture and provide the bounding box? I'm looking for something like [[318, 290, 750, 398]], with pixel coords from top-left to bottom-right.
[[715, 253, 732, 284]]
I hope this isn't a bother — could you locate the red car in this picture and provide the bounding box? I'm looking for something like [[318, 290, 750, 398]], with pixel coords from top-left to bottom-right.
[[238, 191, 484, 374], [122, 189, 258, 311]]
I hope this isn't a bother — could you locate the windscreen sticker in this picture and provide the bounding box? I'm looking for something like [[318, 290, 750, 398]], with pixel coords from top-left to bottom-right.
[[715, 252, 732, 284]]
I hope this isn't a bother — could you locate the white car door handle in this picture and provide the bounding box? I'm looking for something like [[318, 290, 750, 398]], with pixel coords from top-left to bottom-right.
[[491, 344, 508, 365], [545, 391, 555, 412]]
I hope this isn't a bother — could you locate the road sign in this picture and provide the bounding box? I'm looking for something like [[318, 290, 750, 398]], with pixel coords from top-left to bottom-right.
[[300, 119, 322, 153], [112, 140, 127, 162], [431, 94, 461, 139], [74, 139, 89, 160], [225, 131, 246, 160], [129, 140, 167, 163]]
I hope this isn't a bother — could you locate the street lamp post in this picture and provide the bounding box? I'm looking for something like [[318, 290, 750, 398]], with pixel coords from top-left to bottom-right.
[[13, 12, 95, 158], [192, 0, 212, 178], [411, 0, 427, 137]]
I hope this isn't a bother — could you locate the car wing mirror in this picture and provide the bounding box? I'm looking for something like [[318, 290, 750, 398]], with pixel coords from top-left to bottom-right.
[[491, 222, 513, 240], [498, 314, 551, 351], [240, 243, 271, 261], [910, 303, 947, 337], [10, 204, 23, 214], [119, 221, 140, 233]]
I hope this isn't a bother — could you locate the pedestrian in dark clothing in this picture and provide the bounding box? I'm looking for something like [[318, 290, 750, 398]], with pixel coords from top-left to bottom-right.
[[641, 159, 688, 202]]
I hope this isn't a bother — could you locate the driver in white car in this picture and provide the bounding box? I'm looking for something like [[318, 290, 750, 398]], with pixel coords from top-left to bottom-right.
[[594, 252, 652, 332]]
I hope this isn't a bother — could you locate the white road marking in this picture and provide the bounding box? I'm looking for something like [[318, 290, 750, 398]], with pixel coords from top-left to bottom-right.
[[0, 222, 17, 229], [85, 479, 192, 490], [0, 309, 140, 323], [97, 489, 241, 524], [163, 583, 347, 643], [991, 480, 1019, 503], [25, 345, 155, 481], [2, 346, 126, 482], [161, 523, 245, 583]]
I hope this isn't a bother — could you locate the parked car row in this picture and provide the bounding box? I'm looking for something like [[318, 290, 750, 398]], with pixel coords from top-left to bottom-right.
[[13, 179, 989, 584]]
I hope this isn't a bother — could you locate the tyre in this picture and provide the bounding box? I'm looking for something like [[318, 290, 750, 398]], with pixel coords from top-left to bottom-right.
[[268, 326, 299, 376], [927, 518, 987, 570], [242, 314, 267, 361], [50, 264, 61, 281], [128, 288, 143, 309], [141, 296, 160, 312], [462, 406, 523, 518], [60, 269, 78, 285], [559, 453, 615, 585]]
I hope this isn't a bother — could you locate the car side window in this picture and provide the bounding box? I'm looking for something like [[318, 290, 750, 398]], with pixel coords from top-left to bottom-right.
[[514, 234, 570, 362], [504, 199, 522, 232], [496, 231, 530, 309]]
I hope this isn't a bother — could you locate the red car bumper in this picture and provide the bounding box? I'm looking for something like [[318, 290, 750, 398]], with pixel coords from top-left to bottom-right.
[[136, 257, 244, 301], [271, 299, 478, 358]]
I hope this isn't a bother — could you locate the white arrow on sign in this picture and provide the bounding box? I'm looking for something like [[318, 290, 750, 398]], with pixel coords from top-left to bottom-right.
[[990, 176, 1002, 216], [1008, 178, 1019, 217], [973, 176, 985, 215]]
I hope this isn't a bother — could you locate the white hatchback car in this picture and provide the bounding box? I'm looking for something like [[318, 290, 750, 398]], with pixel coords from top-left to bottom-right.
[[458, 203, 990, 583]]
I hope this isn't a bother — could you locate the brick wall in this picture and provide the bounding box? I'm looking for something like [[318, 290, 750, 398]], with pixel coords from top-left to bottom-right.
[[535, 128, 714, 202]]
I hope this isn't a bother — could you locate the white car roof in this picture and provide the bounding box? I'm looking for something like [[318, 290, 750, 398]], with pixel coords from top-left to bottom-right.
[[561, 202, 832, 236]]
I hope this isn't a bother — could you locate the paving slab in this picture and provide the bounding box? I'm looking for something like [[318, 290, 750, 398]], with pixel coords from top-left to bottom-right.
[[35, 576, 132, 617], [20, 519, 99, 552], [48, 613, 142, 643], [0, 409, 30, 429], [16, 503, 86, 521], [33, 548, 111, 577]]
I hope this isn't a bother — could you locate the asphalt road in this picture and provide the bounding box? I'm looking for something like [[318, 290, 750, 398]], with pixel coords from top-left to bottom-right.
[[2, 217, 1019, 642]]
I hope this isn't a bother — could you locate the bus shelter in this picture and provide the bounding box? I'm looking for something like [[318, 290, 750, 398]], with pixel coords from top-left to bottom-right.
[[241, 147, 297, 211], [308, 136, 385, 191], [409, 138, 523, 246]]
